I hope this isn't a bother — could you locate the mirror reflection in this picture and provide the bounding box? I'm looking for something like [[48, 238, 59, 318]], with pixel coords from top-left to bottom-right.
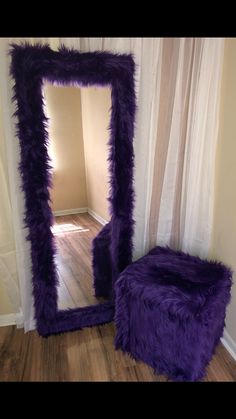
[[43, 84, 111, 310]]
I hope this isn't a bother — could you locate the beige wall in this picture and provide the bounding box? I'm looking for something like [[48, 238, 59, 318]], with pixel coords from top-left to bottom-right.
[[81, 87, 111, 221], [44, 84, 87, 212], [211, 38, 236, 343]]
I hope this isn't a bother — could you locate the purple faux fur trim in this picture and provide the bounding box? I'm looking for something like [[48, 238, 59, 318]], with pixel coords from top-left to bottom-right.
[[10, 43, 136, 336], [92, 223, 113, 299], [115, 246, 233, 381]]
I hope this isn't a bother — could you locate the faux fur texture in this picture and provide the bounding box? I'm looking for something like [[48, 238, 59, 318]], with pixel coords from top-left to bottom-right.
[[92, 222, 113, 299], [10, 43, 136, 336], [114, 246, 233, 381]]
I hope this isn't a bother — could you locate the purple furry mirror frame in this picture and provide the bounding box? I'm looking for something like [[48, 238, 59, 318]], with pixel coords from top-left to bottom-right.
[[10, 44, 136, 337]]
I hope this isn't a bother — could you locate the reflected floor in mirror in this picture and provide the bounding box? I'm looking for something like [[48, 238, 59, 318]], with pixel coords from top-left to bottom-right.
[[52, 213, 107, 310]]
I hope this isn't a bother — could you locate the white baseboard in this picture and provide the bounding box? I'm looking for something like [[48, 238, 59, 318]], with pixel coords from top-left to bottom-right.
[[53, 207, 87, 217], [53, 207, 109, 227], [221, 330, 236, 361], [87, 208, 108, 226], [0, 313, 16, 327]]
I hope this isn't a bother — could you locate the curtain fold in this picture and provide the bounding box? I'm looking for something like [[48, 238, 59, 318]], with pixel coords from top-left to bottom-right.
[[0, 92, 20, 315], [0, 37, 225, 331], [147, 38, 225, 257]]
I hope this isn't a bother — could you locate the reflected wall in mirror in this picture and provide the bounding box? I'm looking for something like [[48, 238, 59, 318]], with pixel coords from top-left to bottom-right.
[[10, 44, 136, 336]]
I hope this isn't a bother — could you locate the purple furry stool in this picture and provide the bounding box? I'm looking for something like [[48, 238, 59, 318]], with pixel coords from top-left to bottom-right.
[[114, 246, 232, 381]]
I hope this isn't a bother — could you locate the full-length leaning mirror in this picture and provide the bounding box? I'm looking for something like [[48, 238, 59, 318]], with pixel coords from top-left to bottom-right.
[[10, 44, 136, 337]]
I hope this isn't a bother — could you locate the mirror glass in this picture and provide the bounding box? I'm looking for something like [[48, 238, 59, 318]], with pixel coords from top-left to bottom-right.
[[43, 83, 111, 310]]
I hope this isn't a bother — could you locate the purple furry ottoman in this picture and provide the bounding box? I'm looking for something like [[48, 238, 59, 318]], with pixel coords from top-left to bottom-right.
[[114, 246, 232, 381]]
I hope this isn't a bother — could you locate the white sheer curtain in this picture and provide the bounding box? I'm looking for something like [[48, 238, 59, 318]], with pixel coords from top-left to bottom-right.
[[0, 88, 20, 316], [0, 37, 59, 330], [0, 37, 224, 331], [0, 38, 27, 327], [147, 38, 225, 258]]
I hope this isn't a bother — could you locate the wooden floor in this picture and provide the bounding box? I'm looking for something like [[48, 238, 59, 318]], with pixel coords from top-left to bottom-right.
[[52, 213, 106, 309], [0, 324, 236, 381], [0, 213, 236, 381]]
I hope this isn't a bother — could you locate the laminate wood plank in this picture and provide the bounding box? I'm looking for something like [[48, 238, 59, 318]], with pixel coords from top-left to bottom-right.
[[53, 213, 106, 310], [1, 324, 235, 381], [204, 344, 236, 382], [57, 270, 76, 310]]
